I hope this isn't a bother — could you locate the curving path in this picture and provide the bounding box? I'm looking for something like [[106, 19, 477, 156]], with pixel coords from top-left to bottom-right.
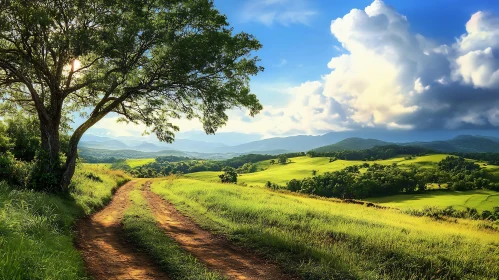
[[142, 182, 294, 280], [76, 181, 169, 280]]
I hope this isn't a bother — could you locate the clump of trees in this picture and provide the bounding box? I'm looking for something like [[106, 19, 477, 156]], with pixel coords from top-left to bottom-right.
[[283, 156, 499, 199], [237, 163, 257, 174], [452, 153, 499, 165], [278, 155, 289, 164], [405, 206, 499, 222], [307, 145, 432, 161], [265, 181, 282, 190], [219, 167, 237, 183]]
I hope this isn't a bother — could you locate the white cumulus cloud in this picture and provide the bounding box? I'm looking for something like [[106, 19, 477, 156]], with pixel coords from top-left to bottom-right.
[[88, 1, 499, 139]]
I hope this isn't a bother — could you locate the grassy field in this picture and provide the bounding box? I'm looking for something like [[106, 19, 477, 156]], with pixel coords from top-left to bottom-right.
[[186, 156, 367, 186], [186, 154, 481, 186], [367, 190, 499, 212], [122, 182, 225, 280], [126, 158, 156, 168], [0, 164, 130, 279], [185, 154, 499, 211], [152, 177, 499, 279]]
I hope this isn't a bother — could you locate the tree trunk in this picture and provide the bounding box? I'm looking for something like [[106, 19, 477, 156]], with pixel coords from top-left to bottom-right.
[[60, 134, 81, 192], [40, 120, 60, 165]]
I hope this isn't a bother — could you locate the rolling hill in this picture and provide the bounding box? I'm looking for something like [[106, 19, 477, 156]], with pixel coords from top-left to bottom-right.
[[312, 135, 499, 153], [406, 135, 499, 153]]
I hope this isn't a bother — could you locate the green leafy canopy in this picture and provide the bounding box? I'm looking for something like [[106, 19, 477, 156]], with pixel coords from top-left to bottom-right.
[[0, 0, 263, 143]]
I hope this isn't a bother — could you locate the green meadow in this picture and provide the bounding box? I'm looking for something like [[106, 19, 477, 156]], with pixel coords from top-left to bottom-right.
[[152, 177, 499, 279], [367, 189, 499, 212], [184, 154, 499, 212], [0, 165, 129, 279], [126, 158, 156, 168], [186, 154, 491, 185]]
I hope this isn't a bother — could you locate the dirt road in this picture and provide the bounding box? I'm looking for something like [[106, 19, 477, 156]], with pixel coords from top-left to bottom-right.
[[76, 181, 169, 280]]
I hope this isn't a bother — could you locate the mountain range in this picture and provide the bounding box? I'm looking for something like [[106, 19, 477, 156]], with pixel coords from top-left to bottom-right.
[[312, 135, 499, 154], [80, 132, 499, 157]]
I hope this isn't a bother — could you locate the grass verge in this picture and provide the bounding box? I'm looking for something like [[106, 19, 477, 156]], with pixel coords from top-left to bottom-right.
[[122, 183, 225, 280], [152, 177, 499, 280], [0, 164, 130, 280]]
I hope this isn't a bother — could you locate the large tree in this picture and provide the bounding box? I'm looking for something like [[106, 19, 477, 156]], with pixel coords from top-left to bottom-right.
[[0, 0, 263, 192]]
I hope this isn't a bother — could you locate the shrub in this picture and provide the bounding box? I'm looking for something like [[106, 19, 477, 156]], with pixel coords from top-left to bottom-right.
[[265, 181, 282, 190], [219, 167, 237, 184]]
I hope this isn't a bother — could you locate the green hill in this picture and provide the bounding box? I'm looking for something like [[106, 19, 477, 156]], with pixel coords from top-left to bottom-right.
[[312, 135, 499, 154], [408, 135, 499, 153], [151, 178, 499, 279], [185, 154, 451, 187]]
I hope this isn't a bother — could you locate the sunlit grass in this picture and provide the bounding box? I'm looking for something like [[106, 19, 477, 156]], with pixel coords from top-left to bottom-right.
[[126, 158, 155, 168], [122, 183, 225, 280], [367, 190, 499, 211], [152, 178, 499, 279], [186, 154, 499, 186], [0, 165, 130, 279]]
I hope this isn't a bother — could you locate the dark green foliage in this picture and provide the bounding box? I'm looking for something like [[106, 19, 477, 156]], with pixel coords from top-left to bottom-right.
[[264, 181, 282, 190], [0, 0, 264, 191], [307, 145, 433, 160], [129, 152, 305, 178], [437, 156, 480, 172], [405, 206, 499, 222], [285, 157, 498, 200], [437, 156, 490, 191], [4, 115, 40, 161], [0, 122, 13, 153], [155, 156, 192, 164], [278, 154, 288, 164], [222, 153, 303, 168], [111, 160, 132, 171], [219, 167, 238, 183], [237, 162, 257, 174], [452, 152, 499, 165]]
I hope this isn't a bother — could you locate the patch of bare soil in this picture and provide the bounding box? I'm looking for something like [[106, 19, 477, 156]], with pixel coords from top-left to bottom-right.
[[76, 181, 169, 280]]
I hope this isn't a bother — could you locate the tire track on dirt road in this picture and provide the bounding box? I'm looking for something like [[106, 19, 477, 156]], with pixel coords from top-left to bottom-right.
[[76, 180, 170, 280], [142, 181, 296, 280]]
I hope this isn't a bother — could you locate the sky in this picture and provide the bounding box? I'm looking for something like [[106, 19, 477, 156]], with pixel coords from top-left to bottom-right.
[[84, 0, 499, 143]]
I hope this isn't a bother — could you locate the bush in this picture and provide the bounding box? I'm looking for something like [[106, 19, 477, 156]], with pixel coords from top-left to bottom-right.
[[219, 167, 237, 184], [265, 181, 282, 190], [0, 152, 15, 182]]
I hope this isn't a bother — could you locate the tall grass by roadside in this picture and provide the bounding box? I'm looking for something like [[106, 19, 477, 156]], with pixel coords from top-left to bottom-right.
[[0, 164, 130, 280], [122, 183, 226, 280], [152, 178, 499, 280]]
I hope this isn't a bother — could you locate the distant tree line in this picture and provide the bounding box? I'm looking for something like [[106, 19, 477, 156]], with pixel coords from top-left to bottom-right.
[[451, 152, 499, 165], [306, 145, 433, 161], [128, 152, 305, 178], [405, 206, 499, 222], [274, 156, 499, 199]]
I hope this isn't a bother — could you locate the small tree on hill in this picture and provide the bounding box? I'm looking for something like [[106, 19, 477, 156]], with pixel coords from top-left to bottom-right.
[[278, 155, 288, 165], [219, 166, 237, 184]]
